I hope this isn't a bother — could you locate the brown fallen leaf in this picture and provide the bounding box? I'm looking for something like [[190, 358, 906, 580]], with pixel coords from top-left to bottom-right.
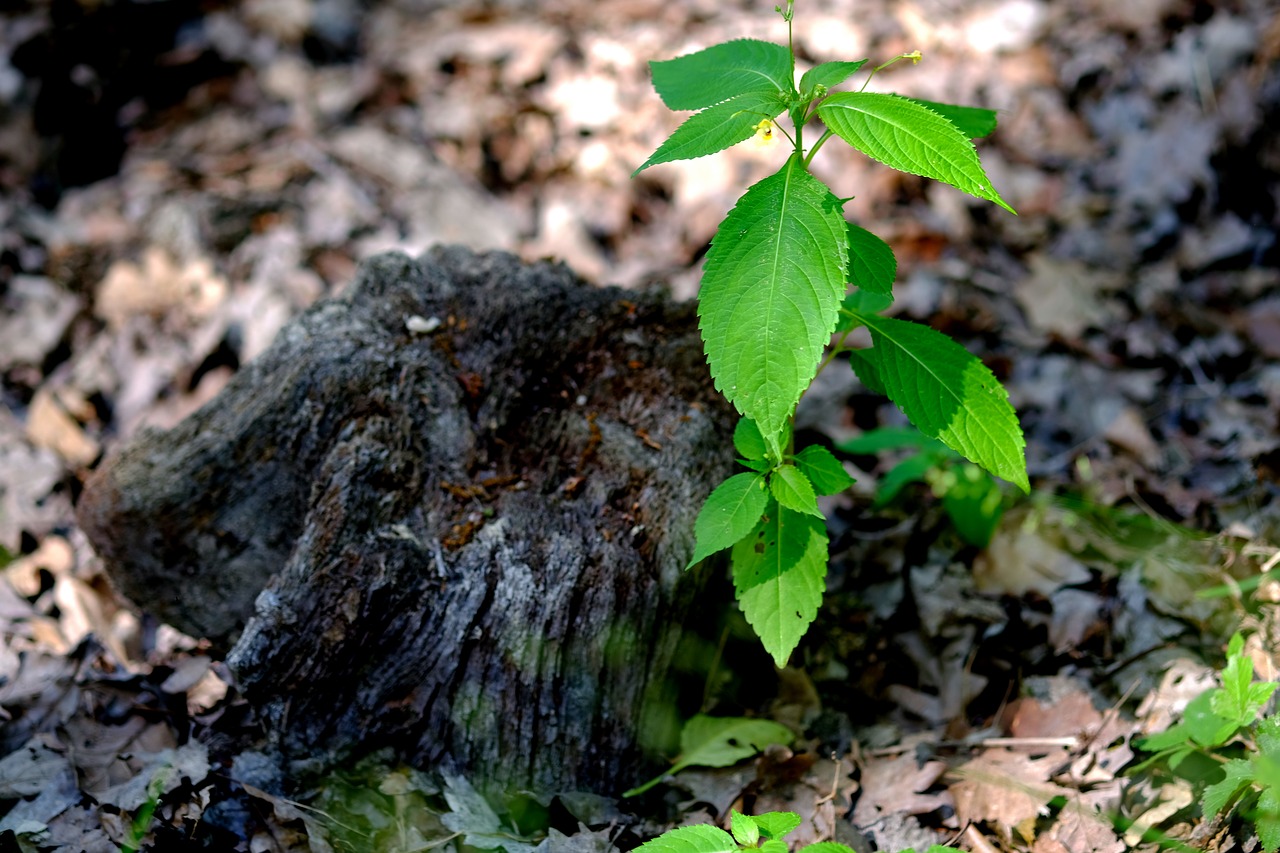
[[26, 388, 100, 469], [852, 740, 951, 827]]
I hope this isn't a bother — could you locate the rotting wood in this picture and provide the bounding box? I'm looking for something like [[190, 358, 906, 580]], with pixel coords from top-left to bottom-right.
[[78, 246, 737, 793]]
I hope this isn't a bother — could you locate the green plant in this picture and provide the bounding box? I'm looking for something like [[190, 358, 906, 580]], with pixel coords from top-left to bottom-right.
[[633, 809, 953, 853], [1133, 634, 1280, 851], [624, 714, 794, 797], [837, 426, 1006, 548], [635, 2, 1026, 665]]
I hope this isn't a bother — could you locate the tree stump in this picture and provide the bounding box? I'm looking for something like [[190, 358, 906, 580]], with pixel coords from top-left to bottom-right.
[[77, 246, 737, 793]]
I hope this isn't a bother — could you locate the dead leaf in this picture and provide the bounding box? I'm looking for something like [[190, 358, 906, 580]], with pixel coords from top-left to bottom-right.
[[1015, 254, 1122, 339], [94, 246, 227, 329], [950, 749, 1074, 845], [1008, 686, 1102, 740], [0, 276, 82, 371], [1102, 406, 1161, 467], [852, 744, 951, 826], [0, 737, 73, 798], [1032, 807, 1126, 853], [974, 521, 1092, 597]]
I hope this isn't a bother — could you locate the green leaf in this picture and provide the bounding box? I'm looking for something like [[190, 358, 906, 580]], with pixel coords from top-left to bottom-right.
[[770, 464, 822, 517], [799, 60, 867, 96], [937, 463, 1003, 548], [634, 824, 739, 853], [1185, 690, 1240, 748], [634, 91, 787, 176], [900, 98, 998, 138], [623, 715, 793, 797], [801, 844, 858, 853], [817, 92, 1014, 213], [650, 39, 795, 110], [846, 312, 1028, 492], [731, 501, 828, 666], [837, 290, 893, 333], [730, 811, 759, 847], [793, 446, 854, 496], [846, 347, 885, 395], [836, 426, 946, 455], [1134, 723, 1194, 754], [687, 473, 769, 568], [734, 418, 769, 461], [700, 155, 849, 444], [874, 453, 939, 506], [1202, 758, 1254, 818], [1256, 785, 1280, 853], [760, 841, 789, 853], [750, 812, 801, 840], [740, 458, 772, 472], [846, 223, 896, 295], [1212, 635, 1277, 727]]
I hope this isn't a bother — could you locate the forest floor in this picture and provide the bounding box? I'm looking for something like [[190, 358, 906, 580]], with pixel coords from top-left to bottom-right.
[[2, 0, 1280, 850]]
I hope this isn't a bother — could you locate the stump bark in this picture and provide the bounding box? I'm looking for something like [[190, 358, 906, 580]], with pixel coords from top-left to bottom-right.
[[77, 246, 737, 793]]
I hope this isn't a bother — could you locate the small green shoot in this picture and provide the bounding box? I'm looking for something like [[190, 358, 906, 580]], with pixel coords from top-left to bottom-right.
[[638, 1, 1024, 665], [1133, 633, 1280, 851], [633, 808, 955, 853]]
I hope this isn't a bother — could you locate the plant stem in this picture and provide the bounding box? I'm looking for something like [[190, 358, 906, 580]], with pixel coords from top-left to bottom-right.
[[814, 327, 856, 380], [804, 128, 835, 167]]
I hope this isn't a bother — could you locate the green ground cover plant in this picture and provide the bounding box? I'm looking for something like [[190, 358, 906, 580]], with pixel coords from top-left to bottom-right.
[[1132, 633, 1280, 851], [632, 809, 953, 853], [634, 1, 1026, 666]]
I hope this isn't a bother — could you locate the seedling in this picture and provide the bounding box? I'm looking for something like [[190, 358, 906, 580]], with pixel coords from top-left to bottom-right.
[[635, 1, 1026, 665], [633, 808, 954, 853], [1132, 634, 1280, 851]]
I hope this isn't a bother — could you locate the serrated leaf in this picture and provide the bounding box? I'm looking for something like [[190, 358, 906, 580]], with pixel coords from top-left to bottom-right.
[[793, 445, 854, 496], [799, 60, 867, 96], [751, 812, 802, 840], [846, 312, 1028, 492], [760, 840, 789, 853], [634, 824, 739, 853], [846, 348, 885, 395], [734, 417, 769, 461], [1202, 758, 1254, 818], [1213, 639, 1276, 727], [846, 223, 896, 295], [1257, 785, 1280, 853], [650, 39, 794, 110], [901, 97, 998, 138], [730, 811, 759, 847], [623, 715, 793, 798], [817, 92, 1014, 213], [770, 464, 822, 517], [699, 155, 849, 443], [687, 473, 769, 568], [731, 501, 828, 666], [740, 458, 772, 472], [634, 91, 787, 176]]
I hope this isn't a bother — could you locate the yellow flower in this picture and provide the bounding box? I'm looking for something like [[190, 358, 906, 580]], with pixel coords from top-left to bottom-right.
[[752, 118, 778, 149]]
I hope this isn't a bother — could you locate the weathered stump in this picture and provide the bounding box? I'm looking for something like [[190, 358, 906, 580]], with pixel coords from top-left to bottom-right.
[[77, 246, 736, 793]]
